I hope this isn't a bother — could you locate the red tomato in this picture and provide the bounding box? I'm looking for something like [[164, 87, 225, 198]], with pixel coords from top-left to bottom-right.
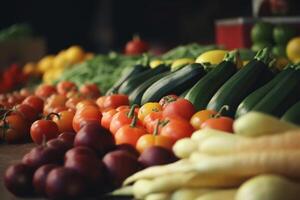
[[201, 117, 234, 133], [162, 98, 195, 120], [53, 110, 75, 133], [0, 113, 29, 143], [190, 109, 217, 130], [14, 104, 39, 123], [22, 95, 44, 114], [160, 118, 194, 141], [158, 95, 178, 109], [96, 94, 129, 111], [125, 36, 149, 55], [76, 99, 98, 111], [138, 102, 162, 122], [79, 83, 101, 99], [56, 81, 77, 96], [115, 124, 147, 146], [109, 108, 141, 135], [143, 111, 163, 134], [30, 119, 60, 144], [35, 84, 57, 99], [101, 109, 117, 130], [72, 105, 102, 132]]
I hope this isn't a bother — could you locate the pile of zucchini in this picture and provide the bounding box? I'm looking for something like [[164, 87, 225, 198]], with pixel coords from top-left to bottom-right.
[[106, 48, 300, 125]]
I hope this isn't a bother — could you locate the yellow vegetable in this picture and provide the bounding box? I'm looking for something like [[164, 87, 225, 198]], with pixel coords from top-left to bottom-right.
[[233, 112, 298, 137], [200, 129, 300, 155], [65, 45, 85, 64], [172, 138, 198, 159], [171, 188, 214, 200], [110, 186, 133, 196], [195, 50, 228, 65], [171, 58, 194, 71], [53, 52, 70, 69], [195, 189, 237, 200], [37, 55, 55, 73], [236, 174, 300, 200], [145, 193, 170, 200], [150, 60, 164, 69], [286, 37, 300, 63]]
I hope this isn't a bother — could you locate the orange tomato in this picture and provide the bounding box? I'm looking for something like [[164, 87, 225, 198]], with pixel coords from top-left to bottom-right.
[[97, 94, 129, 111], [190, 109, 217, 130], [201, 116, 234, 132], [65, 96, 84, 110], [143, 111, 163, 134], [79, 83, 101, 99], [35, 84, 57, 99], [43, 94, 68, 115], [72, 105, 102, 132], [101, 109, 117, 130], [22, 95, 44, 114], [53, 110, 75, 133], [138, 102, 162, 121], [75, 99, 98, 111], [136, 134, 175, 153], [56, 81, 77, 96]]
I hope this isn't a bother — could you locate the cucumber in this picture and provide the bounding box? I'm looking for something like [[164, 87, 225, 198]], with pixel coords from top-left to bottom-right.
[[185, 52, 237, 111], [141, 63, 206, 104], [206, 48, 273, 117], [252, 68, 300, 117], [105, 64, 147, 95], [118, 64, 169, 95], [236, 67, 294, 118], [128, 71, 172, 105], [281, 101, 300, 125]]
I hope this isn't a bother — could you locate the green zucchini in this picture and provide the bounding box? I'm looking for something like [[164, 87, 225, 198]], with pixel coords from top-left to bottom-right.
[[128, 71, 172, 105], [141, 63, 206, 104], [206, 48, 273, 117], [118, 64, 169, 95], [184, 52, 237, 111], [281, 100, 300, 125], [236, 67, 294, 118], [105, 64, 147, 95], [252, 68, 300, 117]]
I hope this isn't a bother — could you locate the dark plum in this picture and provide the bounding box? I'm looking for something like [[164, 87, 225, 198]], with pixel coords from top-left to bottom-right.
[[4, 163, 34, 197], [115, 144, 140, 158], [64, 146, 97, 161], [74, 122, 115, 156], [46, 138, 72, 153], [138, 146, 178, 167], [33, 164, 58, 196], [103, 150, 142, 187], [46, 167, 87, 199], [57, 131, 76, 145]]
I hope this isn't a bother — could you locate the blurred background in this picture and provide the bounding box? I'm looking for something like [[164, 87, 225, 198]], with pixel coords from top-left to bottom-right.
[[0, 0, 255, 53]]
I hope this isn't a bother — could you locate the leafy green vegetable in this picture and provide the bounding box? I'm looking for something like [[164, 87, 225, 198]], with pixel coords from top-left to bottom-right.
[[0, 24, 33, 42]]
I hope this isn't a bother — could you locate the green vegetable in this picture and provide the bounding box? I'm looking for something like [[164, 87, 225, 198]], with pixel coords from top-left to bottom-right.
[[281, 101, 300, 125], [236, 66, 294, 118], [118, 64, 169, 95], [206, 48, 274, 117], [141, 63, 206, 104], [185, 51, 237, 111], [0, 24, 32, 42]]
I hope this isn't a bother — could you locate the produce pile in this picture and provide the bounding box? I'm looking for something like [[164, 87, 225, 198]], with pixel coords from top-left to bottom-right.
[[1, 35, 300, 199]]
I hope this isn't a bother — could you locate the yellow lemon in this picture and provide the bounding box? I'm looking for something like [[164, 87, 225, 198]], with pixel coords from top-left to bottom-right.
[[286, 37, 300, 63], [150, 60, 164, 69], [37, 55, 55, 73], [65, 45, 85, 64], [195, 49, 228, 65], [53, 53, 70, 69]]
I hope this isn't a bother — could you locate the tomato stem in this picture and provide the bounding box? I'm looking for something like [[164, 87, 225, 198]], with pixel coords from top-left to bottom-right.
[[214, 105, 229, 118], [45, 112, 60, 120], [153, 120, 160, 136], [130, 115, 138, 128], [127, 104, 138, 118]]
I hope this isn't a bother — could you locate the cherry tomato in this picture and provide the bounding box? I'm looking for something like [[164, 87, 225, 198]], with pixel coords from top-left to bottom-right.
[[35, 84, 57, 99], [109, 107, 141, 135], [101, 109, 117, 130], [72, 105, 102, 132], [116, 105, 131, 112], [0, 113, 29, 143], [160, 118, 194, 141], [162, 98, 195, 120], [76, 100, 98, 111], [138, 102, 162, 122], [125, 36, 149, 55], [44, 94, 67, 115], [96, 94, 129, 111], [22, 95, 44, 113], [201, 116, 234, 132], [190, 109, 217, 130], [65, 96, 83, 110], [143, 111, 163, 134], [56, 81, 77, 96], [115, 117, 147, 146], [79, 83, 101, 99], [53, 110, 75, 133], [14, 104, 39, 123], [30, 117, 60, 144], [136, 134, 175, 153], [159, 95, 178, 109]]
